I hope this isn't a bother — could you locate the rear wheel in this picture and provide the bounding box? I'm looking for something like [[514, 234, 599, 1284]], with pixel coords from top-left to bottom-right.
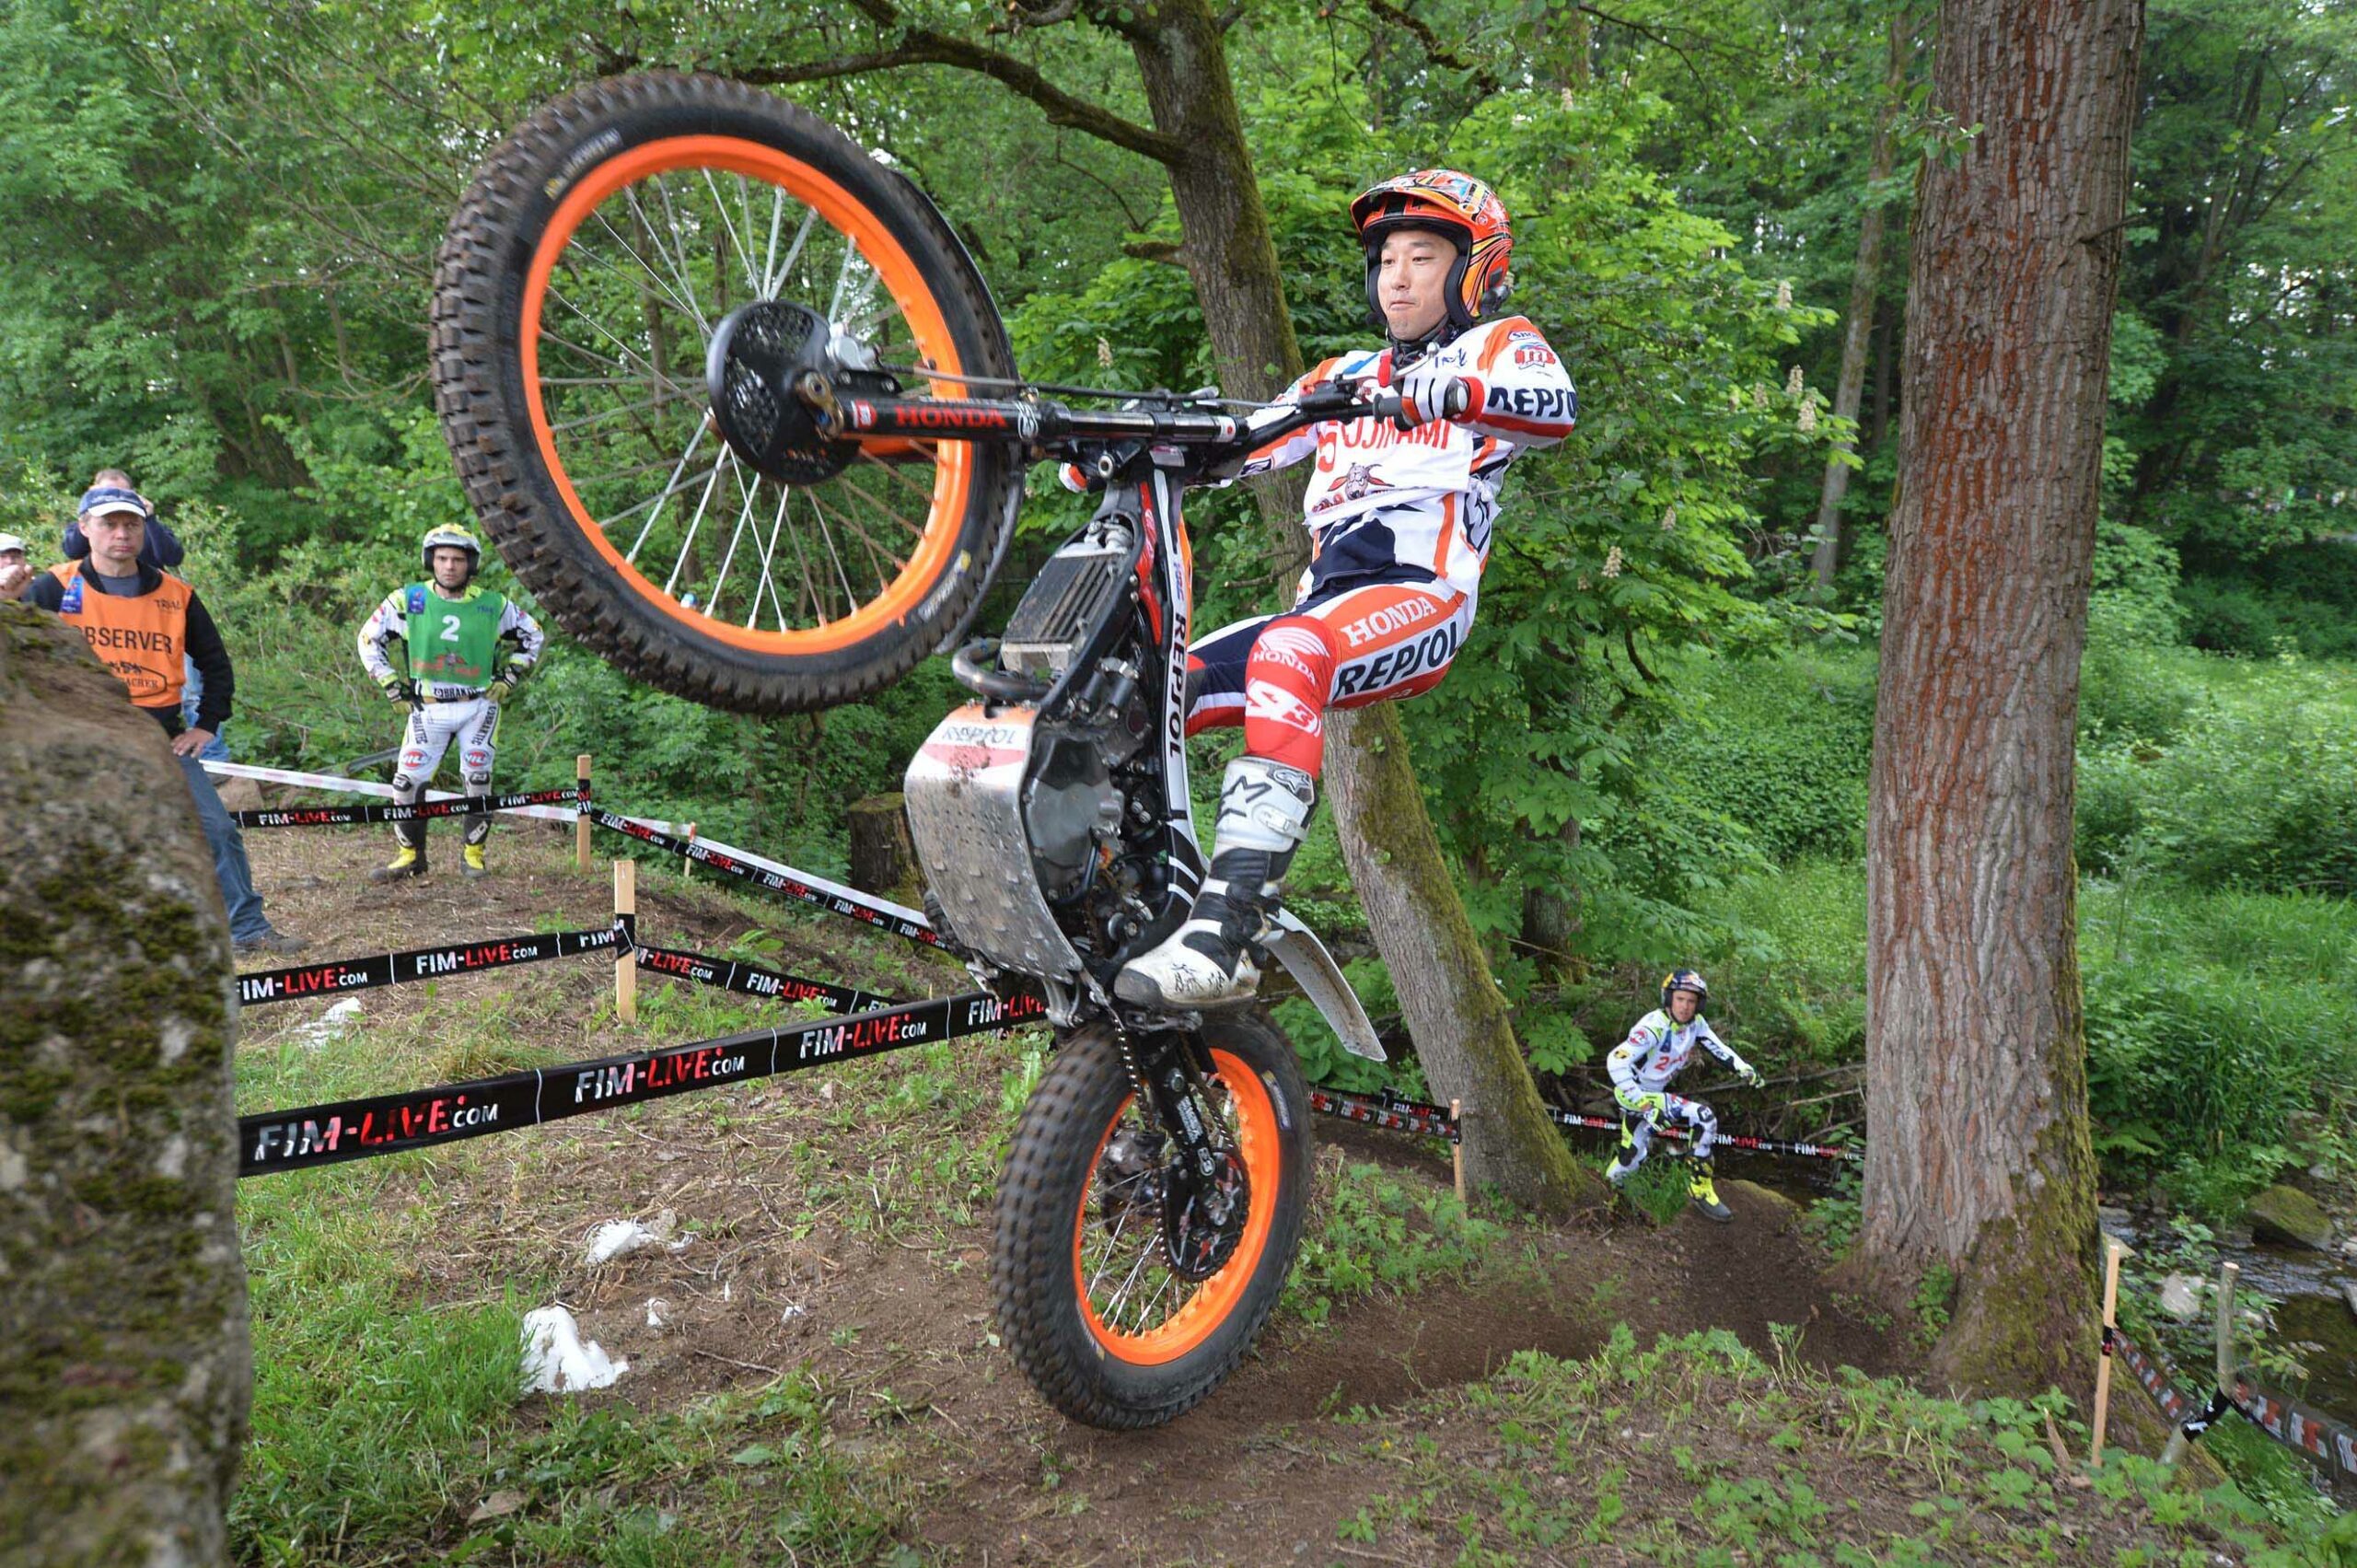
[[433, 72, 1021, 713], [993, 1012, 1311, 1429]]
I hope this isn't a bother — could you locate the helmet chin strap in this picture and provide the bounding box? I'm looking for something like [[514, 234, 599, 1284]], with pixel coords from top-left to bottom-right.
[[1387, 319, 1465, 360]]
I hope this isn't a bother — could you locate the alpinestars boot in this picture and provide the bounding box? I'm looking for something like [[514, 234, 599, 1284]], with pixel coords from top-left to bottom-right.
[[1115, 757, 1317, 1010], [369, 845, 427, 882], [1689, 1159, 1734, 1224], [460, 843, 490, 879]]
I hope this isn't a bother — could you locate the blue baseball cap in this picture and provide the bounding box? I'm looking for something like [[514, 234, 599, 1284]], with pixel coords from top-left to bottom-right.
[[77, 484, 148, 519]]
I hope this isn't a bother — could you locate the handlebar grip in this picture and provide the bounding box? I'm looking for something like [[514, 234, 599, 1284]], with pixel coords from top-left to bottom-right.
[[951, 638, 1052, 704], [1380, 377, 1473, 430]]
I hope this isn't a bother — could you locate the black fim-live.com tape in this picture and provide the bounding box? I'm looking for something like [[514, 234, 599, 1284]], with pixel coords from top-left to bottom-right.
[[633, 944, 894, 1016], [590, 809, 940, 947], [238, 925, 621, 1006], [239, 986, 1047, 1178], [233, 785, 584, 830]]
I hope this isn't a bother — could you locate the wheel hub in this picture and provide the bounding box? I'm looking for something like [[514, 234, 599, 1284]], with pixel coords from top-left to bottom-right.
[[1162, 1148, 1249, 1282], [705, 300, 861, 483]]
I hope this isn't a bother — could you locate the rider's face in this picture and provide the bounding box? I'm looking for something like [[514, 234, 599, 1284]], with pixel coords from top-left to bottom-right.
[[1376, 229, 1455, 342], [1668, 991, 1699, 1024], [430, 548, 473, 592]]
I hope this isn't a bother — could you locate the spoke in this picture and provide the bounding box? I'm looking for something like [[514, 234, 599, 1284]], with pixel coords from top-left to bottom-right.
[[621, 414, 712, 556], [1097, 1240, 1158, 1324], [743, 485, 793, 630], [767, 203, 819, 299], [832, 466, 927, 553], [546, 395, 679, 436], [705, 168, 762, 296], [690, 461, 763, 605], [649, 446, 730, 577], [781, 484, 830, 626], [652, 173, 720, 331], [759, 184, 789, 297], [539, 301, 698, 401], [623, 182, 711, 336], [1133, 1268, 1179, 1330], [856, 447, 946, 511], [703, 464, 765, 619], [828, 231, 865, 321], [803, 485, 863, 610], [845, 294, 909, 341], [588, 206, 706, 332]]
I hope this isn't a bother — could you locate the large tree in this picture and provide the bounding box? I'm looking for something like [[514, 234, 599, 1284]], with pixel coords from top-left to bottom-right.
[[1860, 0, 2142, 1390]]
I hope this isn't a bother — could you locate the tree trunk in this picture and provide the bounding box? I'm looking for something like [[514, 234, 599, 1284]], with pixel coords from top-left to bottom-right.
[[1811, 11, 1916, 595], [1860, 0, 2142, 1394], [1124, 0, 1594, 1209], [0, 609, 250, 1564]]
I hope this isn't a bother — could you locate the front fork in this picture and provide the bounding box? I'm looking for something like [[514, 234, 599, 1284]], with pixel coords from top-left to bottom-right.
[[1119, 1028, 1248, 1281]]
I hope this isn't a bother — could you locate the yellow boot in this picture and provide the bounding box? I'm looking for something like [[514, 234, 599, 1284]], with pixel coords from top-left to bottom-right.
[[369, 845, 426, 882], [460, 842, 490, 880], [1688, 1160, 1734, 1224]]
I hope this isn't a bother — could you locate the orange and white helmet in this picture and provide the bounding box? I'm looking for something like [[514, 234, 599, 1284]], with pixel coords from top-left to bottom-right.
[[1350, 169, 1514, 336]]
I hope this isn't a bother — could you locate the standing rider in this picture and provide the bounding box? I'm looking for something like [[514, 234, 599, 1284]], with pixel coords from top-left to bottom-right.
[[1117, 169, 1577, 1009], [1606, 970, 1764, 1223], [356, 525, 544, 882]]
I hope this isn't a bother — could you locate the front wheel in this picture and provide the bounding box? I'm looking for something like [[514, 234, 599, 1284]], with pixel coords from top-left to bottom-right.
[[992, 1012, 1312, 1429], [432, 72, 1022, 714]]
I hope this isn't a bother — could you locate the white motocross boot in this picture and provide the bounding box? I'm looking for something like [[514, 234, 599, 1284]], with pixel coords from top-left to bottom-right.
[[1115, 757, 1316, 1010]]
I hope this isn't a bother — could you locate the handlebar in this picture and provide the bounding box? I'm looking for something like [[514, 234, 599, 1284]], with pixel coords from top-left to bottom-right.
[[814, 374, 1473, 463]]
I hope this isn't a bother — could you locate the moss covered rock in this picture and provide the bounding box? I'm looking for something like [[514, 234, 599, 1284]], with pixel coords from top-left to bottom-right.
[[0, 606, 248, 1565], [2246, 1184, 2333, 1250]]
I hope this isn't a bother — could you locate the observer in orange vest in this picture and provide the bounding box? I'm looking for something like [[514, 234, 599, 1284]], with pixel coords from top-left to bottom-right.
[[0, 487, 308, 957]]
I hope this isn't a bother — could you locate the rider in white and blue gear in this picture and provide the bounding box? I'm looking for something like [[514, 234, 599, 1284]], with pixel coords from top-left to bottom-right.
[[1605, 969, 1763, 1223]]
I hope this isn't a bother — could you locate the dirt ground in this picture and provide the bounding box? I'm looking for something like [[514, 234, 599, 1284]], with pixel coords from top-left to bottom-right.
[[233, 820, 2045, 1566]]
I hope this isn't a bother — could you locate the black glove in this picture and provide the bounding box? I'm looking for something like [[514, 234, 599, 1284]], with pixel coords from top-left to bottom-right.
[[381, 678, 416, 707]]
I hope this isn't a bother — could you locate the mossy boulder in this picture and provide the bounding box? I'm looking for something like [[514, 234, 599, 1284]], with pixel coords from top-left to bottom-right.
[[2246, 1184, 2333, 1250], [1723, 1179, 1804, 1226]]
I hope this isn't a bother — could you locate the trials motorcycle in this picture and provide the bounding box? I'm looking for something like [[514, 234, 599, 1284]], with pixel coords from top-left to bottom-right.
[[431, 72, 1458, 1427]]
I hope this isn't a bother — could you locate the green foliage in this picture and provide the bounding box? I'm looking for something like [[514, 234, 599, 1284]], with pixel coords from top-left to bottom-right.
[[2077, 655, 2357, 895], [1282, 1158, 1506, 1329]]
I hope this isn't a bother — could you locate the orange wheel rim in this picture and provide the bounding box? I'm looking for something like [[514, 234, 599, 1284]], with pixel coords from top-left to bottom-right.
[[519, 135, 975, 656], [1071, 1050, 1283, 1365]]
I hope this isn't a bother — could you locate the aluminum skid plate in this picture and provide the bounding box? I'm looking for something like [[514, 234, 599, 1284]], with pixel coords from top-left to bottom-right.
[[903, 703, 1086, 984]]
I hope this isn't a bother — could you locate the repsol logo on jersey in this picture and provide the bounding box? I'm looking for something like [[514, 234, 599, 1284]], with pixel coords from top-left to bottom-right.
[[1333, 621, 1462, 697], [1488, 385, 1574, 422], [1339, 595, 1442, 649]]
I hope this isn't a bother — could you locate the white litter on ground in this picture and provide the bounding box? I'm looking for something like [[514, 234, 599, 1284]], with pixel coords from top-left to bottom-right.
[[645, 1298, 669, 1330], [292, 997, 366, 1049], [520, 1306, 626, 1393], [584, 1208, 688, 1266]]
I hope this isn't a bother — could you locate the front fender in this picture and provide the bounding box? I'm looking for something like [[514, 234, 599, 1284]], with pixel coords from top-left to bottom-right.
[[1264, 910, 1384, 1061]]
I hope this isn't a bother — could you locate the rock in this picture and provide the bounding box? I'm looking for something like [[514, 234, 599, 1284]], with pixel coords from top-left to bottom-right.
[[2097, 1204, 2134, 1231], [215, 775, 264, 813], [1722, 1179, 1802, 1223], [2246, 1184, 2334, 1250], [2342, 1282, 2356, 1322], [2159, 1272, 2204, 1321], [2, 607, 249, 1562]]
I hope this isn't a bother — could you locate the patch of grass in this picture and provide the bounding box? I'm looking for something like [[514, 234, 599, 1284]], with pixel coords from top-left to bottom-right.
[[1328, 1329, 2341, 1567], [1281, 1156, 1507, 1328]]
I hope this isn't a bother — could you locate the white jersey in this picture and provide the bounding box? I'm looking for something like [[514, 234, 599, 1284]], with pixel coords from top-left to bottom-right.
[[1607, 1009, 1750, 1099], [1238, 316, 1576, 604]]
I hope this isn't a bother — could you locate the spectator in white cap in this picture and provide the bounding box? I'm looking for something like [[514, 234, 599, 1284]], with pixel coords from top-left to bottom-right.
[[0, 532, 24, 573]]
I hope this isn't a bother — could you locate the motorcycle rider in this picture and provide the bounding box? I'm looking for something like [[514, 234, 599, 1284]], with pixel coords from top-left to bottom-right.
[[1117, 169, 1577, 1010], [1605, 970, 1764, 1223], [356, 524, 544, 882]]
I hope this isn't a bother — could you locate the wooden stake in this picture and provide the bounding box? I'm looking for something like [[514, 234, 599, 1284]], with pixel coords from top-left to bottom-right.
[[575, 754, 593, 872], [614, 857, 637, 1026], [2089, 1234, 2130, 1469], [681, 822, 697, 882], [1450, 1099, 1466, 1202], [2212, 1260, 2239, 1388]]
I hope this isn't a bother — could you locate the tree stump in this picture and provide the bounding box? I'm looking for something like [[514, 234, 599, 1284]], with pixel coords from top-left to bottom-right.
[[0, 606, 249, 1565], [847, 793, 922, 903]]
